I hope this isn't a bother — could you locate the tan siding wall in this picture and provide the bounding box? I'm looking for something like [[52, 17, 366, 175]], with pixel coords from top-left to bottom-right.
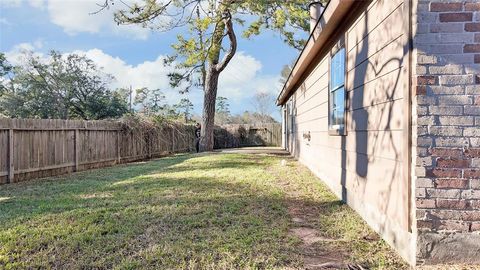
[[285, 0, 414, 263]]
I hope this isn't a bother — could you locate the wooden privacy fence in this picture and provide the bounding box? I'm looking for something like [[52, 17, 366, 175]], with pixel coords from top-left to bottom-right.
[[0, 118, 196, 184], [214, 123, 282, 149]]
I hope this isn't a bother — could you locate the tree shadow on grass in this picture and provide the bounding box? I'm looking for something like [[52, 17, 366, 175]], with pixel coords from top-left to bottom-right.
[[0, 171, 338, 268], [0, 152, 405, 269], [0, 153, 266, 225]]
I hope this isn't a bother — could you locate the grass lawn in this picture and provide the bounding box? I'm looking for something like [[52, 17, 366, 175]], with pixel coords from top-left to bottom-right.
[[0, 152, 407, 269]]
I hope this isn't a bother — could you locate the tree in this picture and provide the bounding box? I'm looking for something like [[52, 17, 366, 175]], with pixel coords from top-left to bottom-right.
[[150, 88, 166, 113], [279, 64, 293, 85], [174, 98, 194, 123], [159, 104, 180, 120], [0, 53, 12, 77], [215, 96, 230, 125], [230, 111, 278, 125], [0, 53, 12, 95], [101, 0, 314, 150], [116, 86, 134, 112], [251, 91, 276, 121], [133, 87, 149, 113], [0, 51, 128, 120], [134, 87, 166, 115]]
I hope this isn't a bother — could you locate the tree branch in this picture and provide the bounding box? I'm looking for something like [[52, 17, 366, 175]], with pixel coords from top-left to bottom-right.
[[215, 11, 236, 73]]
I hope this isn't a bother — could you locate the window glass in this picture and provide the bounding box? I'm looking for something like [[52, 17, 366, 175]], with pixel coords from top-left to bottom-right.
[[329, 48, 346, 133]]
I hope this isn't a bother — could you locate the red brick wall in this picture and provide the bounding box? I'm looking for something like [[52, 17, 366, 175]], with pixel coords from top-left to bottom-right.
[[414, 0, 480, 264]]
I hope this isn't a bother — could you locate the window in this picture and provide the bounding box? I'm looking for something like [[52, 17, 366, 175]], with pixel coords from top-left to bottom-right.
[[288, 99, 295, 134], [329, 47, 346, 135]]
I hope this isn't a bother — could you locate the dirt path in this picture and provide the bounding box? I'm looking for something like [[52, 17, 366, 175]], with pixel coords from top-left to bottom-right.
[[287, 202, 371, 270], [264, 155, 370, 270], [288, 206, 350, 269]]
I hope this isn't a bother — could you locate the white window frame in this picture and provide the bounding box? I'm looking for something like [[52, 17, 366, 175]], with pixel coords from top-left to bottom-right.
[[328, 40, 346, 136]]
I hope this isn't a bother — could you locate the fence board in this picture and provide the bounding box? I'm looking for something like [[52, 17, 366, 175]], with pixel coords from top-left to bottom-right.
[[0, 119, 194, 184], [8, 129, 14, 183], [0, 118, 280, 184], [0, 131, 8, 183], [214, 123, 282, 149]]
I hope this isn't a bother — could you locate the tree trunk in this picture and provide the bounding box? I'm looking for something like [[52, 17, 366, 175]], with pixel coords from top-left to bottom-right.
[[200, 67, 220, 151], [199, 11, 236, 152]]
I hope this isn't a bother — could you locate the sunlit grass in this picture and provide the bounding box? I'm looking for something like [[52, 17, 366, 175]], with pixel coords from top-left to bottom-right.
[[0, 152, 406, 269]]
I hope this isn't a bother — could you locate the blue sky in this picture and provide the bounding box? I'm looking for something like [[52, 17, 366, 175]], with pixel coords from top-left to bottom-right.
[[0, 0, 304, 119]]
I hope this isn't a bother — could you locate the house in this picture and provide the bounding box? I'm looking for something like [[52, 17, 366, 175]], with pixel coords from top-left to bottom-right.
[[277, 0, 480, 265]]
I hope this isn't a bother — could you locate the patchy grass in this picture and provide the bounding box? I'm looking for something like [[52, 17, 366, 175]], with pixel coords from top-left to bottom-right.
[[0, 152, 407, 269]]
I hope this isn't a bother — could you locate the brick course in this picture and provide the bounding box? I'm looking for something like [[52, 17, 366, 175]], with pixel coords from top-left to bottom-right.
[[415, 1, 480, 261], [430, 3, 463, 12], [465, 22, 480, 32], [435, 178, 469, 189], [464, 44, 480, 53], [439, 13, 473, 23], [465, 3, 480, 12]]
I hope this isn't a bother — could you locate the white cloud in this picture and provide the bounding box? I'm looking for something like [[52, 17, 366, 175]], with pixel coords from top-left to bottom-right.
[[77, 49, 281, 111], [220, 52, 262, 87], [5, 44, 280, 115], [73, 48, 186, 104], [3, 0, 150, 39], [79, 48, 168, 91], [218, 52, 282, 103], [47, 0, 150, 39], [4, 41, 45, 65]]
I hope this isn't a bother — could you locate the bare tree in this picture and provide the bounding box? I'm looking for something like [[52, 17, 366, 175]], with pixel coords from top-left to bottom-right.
[[251, 91, 276, 122]]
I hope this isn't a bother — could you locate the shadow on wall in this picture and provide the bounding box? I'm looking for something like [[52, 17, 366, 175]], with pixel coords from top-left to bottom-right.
[[343, 5, 370, 203], [341, 0, 405, 240]]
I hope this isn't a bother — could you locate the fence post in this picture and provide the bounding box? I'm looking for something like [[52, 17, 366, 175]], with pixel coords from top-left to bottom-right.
[[147, 131, 151, 159], [117, 130, 121, 164], [74, 129, 79, 172], [172, 128, 175, 153], [7, 128, 14, 183], [270, 124, 274, 146]]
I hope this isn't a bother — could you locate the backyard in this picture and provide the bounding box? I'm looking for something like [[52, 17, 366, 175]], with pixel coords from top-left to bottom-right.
[[0, 149, 406, 269]]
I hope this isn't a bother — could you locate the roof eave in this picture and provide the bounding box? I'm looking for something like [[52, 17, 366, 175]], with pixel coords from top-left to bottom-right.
[[276, 0, 358, 106]]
